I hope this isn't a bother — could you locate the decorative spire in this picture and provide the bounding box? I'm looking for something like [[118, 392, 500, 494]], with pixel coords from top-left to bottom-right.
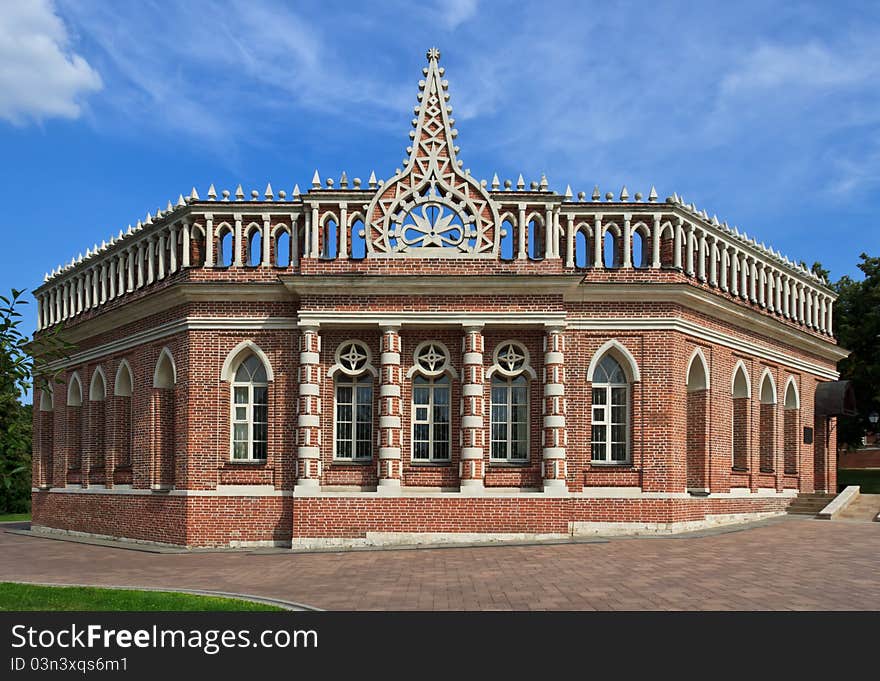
[[264, 183, 274, 200], [368, 171, 377, 189], [516, 174, 525, 190], [619, 186, 629, 201], [339, 172, 348, 189], [235, 185, 244, 201], [312, 170, 321, 188], [293, 184, 300, 198], [207, 184, 217, 201], [592, 185, 600, 201], [176, 194, 186, 208], [648, 186, 658, 202], [491, 173, 500, 190], [190, 187, 199, 201], [564, 185, 572, 201]]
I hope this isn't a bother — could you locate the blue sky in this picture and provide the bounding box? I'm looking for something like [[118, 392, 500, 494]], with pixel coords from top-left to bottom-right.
[[1, 0, 878, 346]]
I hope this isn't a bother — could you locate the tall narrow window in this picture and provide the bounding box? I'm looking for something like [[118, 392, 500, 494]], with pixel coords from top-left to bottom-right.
[[412, 375, 450, 461], [491, 375, 529, 461], [231, 354, 268, 460], [333, 340, 374, 461], [591, 355, 629, 462]]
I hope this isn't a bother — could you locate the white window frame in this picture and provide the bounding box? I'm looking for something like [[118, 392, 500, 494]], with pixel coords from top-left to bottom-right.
[[230, 378, 268, 461], [590, 380, 630, 464], [333, 374, 374, 461], [411, 375, 451, 462], [489, 374, 529, 462]]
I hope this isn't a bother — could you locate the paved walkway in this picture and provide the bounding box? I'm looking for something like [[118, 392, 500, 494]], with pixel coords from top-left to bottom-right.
[[2, 517, 878, 610]]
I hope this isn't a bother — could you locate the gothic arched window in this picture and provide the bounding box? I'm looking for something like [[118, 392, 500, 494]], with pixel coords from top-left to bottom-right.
[[411, 342, 451, 462], [590, 354, 629, 463], [231, 353, 269, 460], [333, 341, 374, 461], [489, 342, 532, 462]]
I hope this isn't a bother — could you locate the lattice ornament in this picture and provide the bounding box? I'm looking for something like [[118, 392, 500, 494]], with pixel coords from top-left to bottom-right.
[[365, 49, 501, 257]]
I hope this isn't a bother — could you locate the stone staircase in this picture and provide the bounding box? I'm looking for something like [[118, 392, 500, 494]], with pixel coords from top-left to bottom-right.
[[835, 493, 880, 522], [787, 493, 835, 517]]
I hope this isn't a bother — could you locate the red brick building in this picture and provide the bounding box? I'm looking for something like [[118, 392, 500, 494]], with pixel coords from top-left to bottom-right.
[[30, 49, 846, 548]]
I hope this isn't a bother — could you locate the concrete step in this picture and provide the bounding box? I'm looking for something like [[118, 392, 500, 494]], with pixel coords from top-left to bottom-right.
[[787, 493, 836, 516]]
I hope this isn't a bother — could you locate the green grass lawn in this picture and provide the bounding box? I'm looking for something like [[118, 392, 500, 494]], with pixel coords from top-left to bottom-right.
[[0, 582, 284, 611], [0, 513, 30, 522], [838, 468, 880, 494]]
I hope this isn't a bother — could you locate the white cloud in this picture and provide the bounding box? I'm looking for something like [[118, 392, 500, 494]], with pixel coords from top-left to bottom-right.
[[720, 41, 879, 96], [435, 0, 478, 30], [0, 0, 102, 124]]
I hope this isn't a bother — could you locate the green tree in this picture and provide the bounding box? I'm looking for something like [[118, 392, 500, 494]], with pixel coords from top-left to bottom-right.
[[832, 254, 880, 448], [0, 289, 73, 513]]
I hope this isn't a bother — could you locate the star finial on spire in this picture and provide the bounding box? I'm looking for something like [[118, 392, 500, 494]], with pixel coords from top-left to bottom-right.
[[426, 47, 441, 62]]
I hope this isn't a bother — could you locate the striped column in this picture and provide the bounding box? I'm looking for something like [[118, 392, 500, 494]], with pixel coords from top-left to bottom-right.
[[378, 326, 402, 493], [460, 325, 485, 493], [542, 326, 567, 494], [295, 325, 321, 490]]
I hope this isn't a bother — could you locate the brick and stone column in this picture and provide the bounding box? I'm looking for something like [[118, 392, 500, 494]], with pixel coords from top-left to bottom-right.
[[460, 325, 485, 493], [296, 325, 322, 490], [542, 326, 567, 494], [378, 326, 402, 493]]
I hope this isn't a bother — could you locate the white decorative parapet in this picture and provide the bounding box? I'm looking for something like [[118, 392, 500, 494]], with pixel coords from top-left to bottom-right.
[[817, 485, 860, 520]]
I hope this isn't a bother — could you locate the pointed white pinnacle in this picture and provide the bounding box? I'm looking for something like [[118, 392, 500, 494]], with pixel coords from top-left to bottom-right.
[[340, 172, 348, 188], [312, 170, 321, 188], [564, 185, 573, 200], [648, 186, 658, 202], [516, 174, 525, 190], [491, 173, 500, 190], [190, 187, 199, 201], [293, 184, 300, 198], [539, 173, 548, 190], [368, 171, 377, 188], [207, 184, 217, 201], [620, 186, 629, 201], [235, 184, 244, 201], [166, 200, 173, 213], [145, 212, 153, 225], [44, 272, 49, 282], [592, 186, 600, 201], [176, 194, 185, 208], [265, 183, 274, 200]]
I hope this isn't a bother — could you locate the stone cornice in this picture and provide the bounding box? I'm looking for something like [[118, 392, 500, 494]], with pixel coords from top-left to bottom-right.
[[566, 283, 847, 362], [279, 274, 585, 298]]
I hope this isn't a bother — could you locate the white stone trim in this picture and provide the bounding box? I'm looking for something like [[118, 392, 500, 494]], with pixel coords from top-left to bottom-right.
[[586, 339, 642, 382], [220, 340, 275, 383], [569, 511, 784, 536]]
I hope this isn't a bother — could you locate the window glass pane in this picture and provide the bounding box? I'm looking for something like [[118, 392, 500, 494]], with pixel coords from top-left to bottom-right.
[[611, 425, 625, 443], [434, 386, 449, 406], [414, 387, 429, 405], [592, 406, 605, 422], [491, 386, 506, 404], [413, 441, 429, 460], [355, 440, 371, 459], [235, 406, 247, 420], [234, 386, 248, 403], [357, 385, 372, 404], [252, 364, 268, 383], [252, 441, 267, 459], [512, 404, 528, 423], [338, 405, 352, 422], [356, 422, 371, 440], [491, 423, 506, 441], [234, 364, 249, 382], [433, 439, 450, 460], [253, 422, 267, 441], [414, 424, 429, 441], [337, 441, 352, 458], [591, 442, 604, 461], [611, 387, 626, 405], [253, 405, 267, 423], [339, 422, 352, 440], [233, 441, 247, 459], [492, 441, 506, 459], [512, 440, 528, 460], [357, 404, 371, 423], [611, 406, 626, 424], [515, 421, 528, 443], [433, 423, 449, 443], [415, 406, 428, 421], [337, 385, 352, 403], [233, 423, 248, 442], [253, 386, 268, 404], [592, 388, 606, 404], [611, 442, 627, 461]]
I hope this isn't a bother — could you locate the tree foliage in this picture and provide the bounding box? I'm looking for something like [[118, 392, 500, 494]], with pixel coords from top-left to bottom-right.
[[831, 253, 880, 448], [0, 290, 73, 512]]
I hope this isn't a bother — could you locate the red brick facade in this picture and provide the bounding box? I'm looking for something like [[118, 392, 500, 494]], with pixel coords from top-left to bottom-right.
[[29, 50, 845, 547]]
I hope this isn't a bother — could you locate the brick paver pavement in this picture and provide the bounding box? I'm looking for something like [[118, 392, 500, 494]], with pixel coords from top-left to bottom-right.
[[1, 517, 878, 610]]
